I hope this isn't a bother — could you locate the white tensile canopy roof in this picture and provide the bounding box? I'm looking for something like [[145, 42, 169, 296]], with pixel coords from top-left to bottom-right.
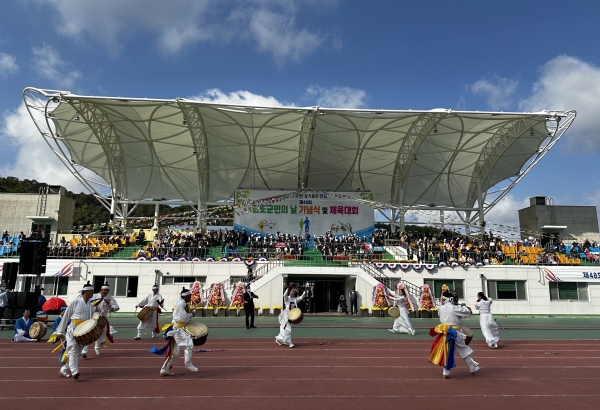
[[23, 88, 575, 223]]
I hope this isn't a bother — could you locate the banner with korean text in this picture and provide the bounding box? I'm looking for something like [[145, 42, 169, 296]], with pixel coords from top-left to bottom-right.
[[234, 190, 375, 238], [542, 267, 600, 282]]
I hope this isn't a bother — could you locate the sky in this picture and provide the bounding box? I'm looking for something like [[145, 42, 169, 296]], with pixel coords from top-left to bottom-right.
[[1, 0, 600, 232]]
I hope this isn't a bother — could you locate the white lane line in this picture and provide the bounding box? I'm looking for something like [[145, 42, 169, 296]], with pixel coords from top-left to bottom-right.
[[2, 394, 600, 399], [3, 365, 600, 369], [1, 377, 599, 382], [3, 356, 600, 360]]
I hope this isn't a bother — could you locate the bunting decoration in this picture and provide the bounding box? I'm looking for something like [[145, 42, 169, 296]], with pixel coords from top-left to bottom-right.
[[399, 263, 411, 272], [386, 263, 400, 272], [374, 262, 386, 270], [244, 260, 256, 267], [424, 263, 436, 272]]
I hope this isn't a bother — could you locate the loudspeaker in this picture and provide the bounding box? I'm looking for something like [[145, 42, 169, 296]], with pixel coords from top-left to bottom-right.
[[4, 291, 38, 319], [2, 262, 19, 289], [19, 240, 48, 275]]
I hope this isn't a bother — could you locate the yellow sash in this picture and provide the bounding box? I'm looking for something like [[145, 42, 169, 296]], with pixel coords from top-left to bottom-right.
[[72, 319, 85, 326], [428, 324, 460, 366], [175, 321, 188, 329]]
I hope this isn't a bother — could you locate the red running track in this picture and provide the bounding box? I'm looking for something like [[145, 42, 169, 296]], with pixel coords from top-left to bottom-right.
[[1, 338, 599, 410]]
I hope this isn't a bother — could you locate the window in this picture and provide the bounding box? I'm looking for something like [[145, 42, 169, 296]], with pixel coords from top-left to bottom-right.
[[424, 279, 464, 299], [42, 277, 69, 296], [487, 281, 527, 300], [93, 276, 138, 297], [162, 276, 206, 285], [549, 282, 588, 301]]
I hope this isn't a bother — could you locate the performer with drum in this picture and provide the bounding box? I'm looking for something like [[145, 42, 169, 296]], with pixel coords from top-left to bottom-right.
[[275, 285, 306, 348], [387, 289, 415, 335], [475, 292, 500, 349], [13, 309, 38, 342], [56, 281, 99, 379], [429, 292, 480, 379], [159, 287, 198, 376], [82, 282, 120, 357], [135, 284, 164, 340]]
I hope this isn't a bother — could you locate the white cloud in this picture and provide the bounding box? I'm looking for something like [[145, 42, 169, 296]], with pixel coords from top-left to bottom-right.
[[245, 8, 323, 65], [520, 55, 600, 154], [188, 88, 292, 107], [470, 75, 518, 111], [305, 85, 367, 108], [0, 53, 18, 77], [485, 194, 529, 236], [31, 44, 81, 89], [36, 0, 329, 63], [0, 103, 88, 192]]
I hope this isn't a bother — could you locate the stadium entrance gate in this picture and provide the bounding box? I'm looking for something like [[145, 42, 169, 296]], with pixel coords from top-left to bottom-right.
[[286, 275, 349, 313]]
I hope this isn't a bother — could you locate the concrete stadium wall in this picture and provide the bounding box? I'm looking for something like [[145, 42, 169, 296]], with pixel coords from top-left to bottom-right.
[[3, 259, 599, 315]]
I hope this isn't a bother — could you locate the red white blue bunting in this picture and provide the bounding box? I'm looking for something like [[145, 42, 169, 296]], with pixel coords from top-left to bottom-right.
[[244, 260, 256, 267], [399, 263, 411, 272], [374, 262, 386, 270], [424, 264, 436, 272]]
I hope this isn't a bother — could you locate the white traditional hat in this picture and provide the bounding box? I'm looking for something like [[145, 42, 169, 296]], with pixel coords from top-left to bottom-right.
[[180, 287, 191, 297], [101, 282, 110, 290], [81, 281, 94, 292]]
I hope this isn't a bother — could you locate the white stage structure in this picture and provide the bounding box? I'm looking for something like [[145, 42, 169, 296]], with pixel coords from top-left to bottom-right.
[[23, 87, 575, 231]]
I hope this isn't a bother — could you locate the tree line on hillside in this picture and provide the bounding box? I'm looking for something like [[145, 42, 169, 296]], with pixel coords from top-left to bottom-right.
[[0, 176, 232, 228]]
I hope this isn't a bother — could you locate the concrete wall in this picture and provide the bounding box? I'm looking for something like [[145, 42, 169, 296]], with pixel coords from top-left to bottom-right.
[[0, 191, 75, 241], [518, 203, 600, 241], [3, 259, 599, 315]]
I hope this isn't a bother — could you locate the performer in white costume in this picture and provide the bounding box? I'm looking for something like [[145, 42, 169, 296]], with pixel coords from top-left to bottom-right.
[[159, 287, 198, 376], [275, 286, 306, 348], [388, 289, 415, 335], [431, 292, 480, 379], [81, 282, 120, 357], [135, 284, 163, 339], [475, 292, 499, 348], [56, 281, 99, 379]]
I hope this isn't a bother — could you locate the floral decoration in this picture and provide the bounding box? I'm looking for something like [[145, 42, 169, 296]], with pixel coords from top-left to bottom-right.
[[190, 281, 203, 308], [206, 282, 226, 307], [230, 281, 245, 308], [372, 283, 389, 308], [419, 284, 436, 310]]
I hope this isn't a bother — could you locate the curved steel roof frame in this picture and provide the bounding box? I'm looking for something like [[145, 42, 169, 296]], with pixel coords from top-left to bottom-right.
[[23, 87, 576, 218]]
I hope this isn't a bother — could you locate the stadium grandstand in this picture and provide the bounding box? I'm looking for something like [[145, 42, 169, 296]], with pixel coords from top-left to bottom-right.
[[2, 86, 596, 317]]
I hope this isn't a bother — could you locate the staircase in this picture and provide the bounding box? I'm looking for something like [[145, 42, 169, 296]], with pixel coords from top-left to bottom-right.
[[351, 261, 422, 300], [37, 185, 49, 216]]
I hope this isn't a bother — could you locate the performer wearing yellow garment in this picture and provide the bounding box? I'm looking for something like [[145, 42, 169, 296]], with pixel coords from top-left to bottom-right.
[[429, 291, 480, 379], [159, 287, 198, 376], [81, 282, 120, 357], [56, 281, 99, 380]]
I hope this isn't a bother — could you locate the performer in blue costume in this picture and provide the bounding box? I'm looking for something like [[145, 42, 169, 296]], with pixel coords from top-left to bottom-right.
[[13, 309, 38, 342]]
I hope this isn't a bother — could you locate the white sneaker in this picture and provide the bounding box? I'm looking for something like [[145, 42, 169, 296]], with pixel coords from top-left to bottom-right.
[[411, 330, 416, 336], [388, 329, 395, 333], [160, 369, 174, 377], [186, 365, 198, 372], [59, 369, 70, 378], [289, 343, 295, 348], [493, 344, 498, 349], [95, 348, 101, 356], [275, 338, 282, 346]]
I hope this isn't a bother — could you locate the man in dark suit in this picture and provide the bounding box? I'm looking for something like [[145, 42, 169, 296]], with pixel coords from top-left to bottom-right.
[[307, 285, 316, 314], [349, 287, 358, 315], [243, 284, 259, 329]]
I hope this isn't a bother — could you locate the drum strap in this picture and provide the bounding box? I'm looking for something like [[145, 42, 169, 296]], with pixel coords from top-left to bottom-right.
[[72, 319, 85, 326]]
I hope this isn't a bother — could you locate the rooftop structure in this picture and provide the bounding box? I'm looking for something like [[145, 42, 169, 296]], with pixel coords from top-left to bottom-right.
[[23, 88, 575, 231]]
